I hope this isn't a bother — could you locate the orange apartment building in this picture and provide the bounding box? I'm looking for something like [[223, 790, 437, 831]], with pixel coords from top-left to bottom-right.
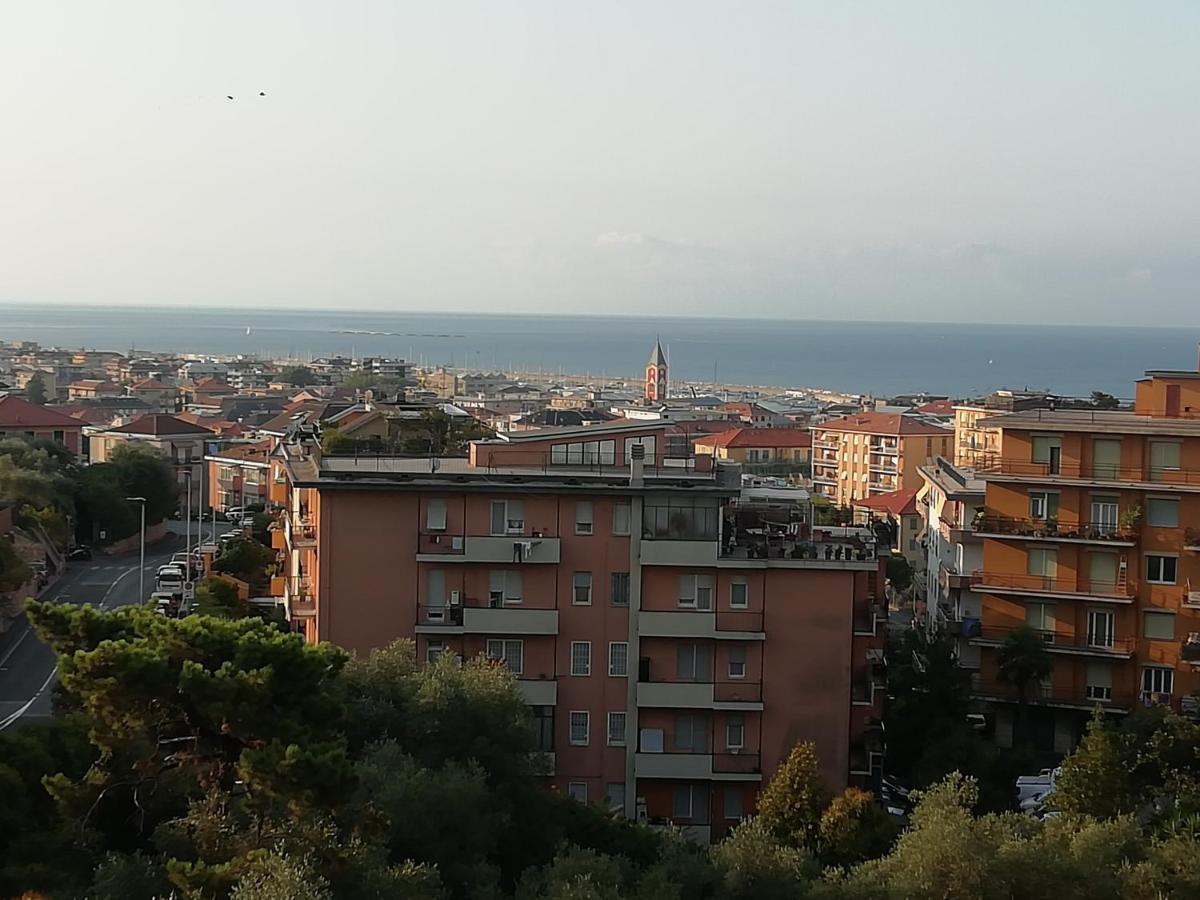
[[269, 419, 886, 840], [968, 370, 1200, 752], [205, 440, 271, 514], [811, 412, 952, 507]]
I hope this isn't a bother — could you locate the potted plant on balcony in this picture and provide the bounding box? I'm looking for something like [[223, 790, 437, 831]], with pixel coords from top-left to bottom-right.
[[1116, 505, 1142, 540]]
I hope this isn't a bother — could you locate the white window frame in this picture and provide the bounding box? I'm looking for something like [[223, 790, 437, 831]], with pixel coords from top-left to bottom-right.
[[612, 501, 631, 536], [678, 574, 713, 609], [727, 644, 747, 679], [567, 781, 588, 802], [1141, 666, 1174, 703], [607, 711, 627, 746], [606, 782, 625, 811], [575, 501, 594, 535], [485, 638, 524, 674], [568, 711, 590, 746], [489, 570, 523, 605], [1085, 609, 1114, 649], [425, 640, 445, 665], [724, 786, 743, 821], [426, 497, 448, 532], [725, 716, 745, 751], [572, 571, 593, 605], [1146, 554, 1178, 585], [490, 499, 525, 536], [608, 641, 628, 677], [1029, 490, 1059, 520], [570, 641, 592, 676], [729, 578, 748, 609]]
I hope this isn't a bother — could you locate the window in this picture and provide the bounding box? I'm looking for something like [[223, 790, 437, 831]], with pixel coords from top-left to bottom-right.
[[573, 572, 593, 605], [568, 782, 588, 803], [1088, 552, 1118, 590], [724, 786, 743, 820], [1149, 441, 1181, 480], [1093, 438, 1122, 479], [1027, 547, 1058, 578], [426, 498, 447, 531], [606, 782, 626, 811], [570, 641, 592, 676], [1141, 666, 1174, 703], [610, 572, 630, 607], [639, 727, 664, 753], [642, 497, 719, 540], [569, 711, 590, 745], [672, 783, 702, 821], [612, 501, 631, 536], [1086, 662, 1112, 701], [673, 714, 709, 752], [1147, 497, 1179, 528], [532, 705, 554, 752], [677, 642, 712, 681], [1144, 611, 1176, 641], [1032, 436, 1062, 474], [1090, 495, 1119, 533], [489, 570, 523, 605], [1086, 610, 1114, 649], [729, 578, 748, 609], [608, 642, 628, 677], [552, 439, 617, 465], [426, 569, 446, 611], [425, 640, 445, 665], [486, 639, 524, 674], [1025, 602, 1056, 640], [678, 574, 713, 609], [607, 712, 627, 746], [1146, 554, 1178, 585], [52, 430, 64, 444], [490, 499, 524, 535], [728, 645, 747, 679], [575, 501, 594, 535], [1029, 491, 1059, 521], [725, 716, 745, 750]]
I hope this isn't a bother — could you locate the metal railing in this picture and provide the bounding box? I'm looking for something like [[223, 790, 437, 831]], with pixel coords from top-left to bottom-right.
[[972, 676, 1134, 707], [972, 625, 1134, 654], [972, 515, 1138, 542], [979, 459, 1200, 486], [970, 571, 1137, 599]]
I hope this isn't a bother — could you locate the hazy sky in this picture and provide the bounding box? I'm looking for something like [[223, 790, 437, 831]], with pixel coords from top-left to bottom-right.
[[2, 2, 1198, 324]]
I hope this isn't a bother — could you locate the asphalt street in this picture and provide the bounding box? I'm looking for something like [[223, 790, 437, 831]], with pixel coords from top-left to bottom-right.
[[0, 520, 230, 731]]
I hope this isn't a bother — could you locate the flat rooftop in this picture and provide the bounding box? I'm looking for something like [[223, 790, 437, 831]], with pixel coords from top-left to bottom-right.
[[981, 408, 1200, 436]]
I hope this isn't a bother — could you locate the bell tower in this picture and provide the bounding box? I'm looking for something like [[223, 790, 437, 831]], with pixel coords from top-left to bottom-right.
[[644, 338, 668, 403]]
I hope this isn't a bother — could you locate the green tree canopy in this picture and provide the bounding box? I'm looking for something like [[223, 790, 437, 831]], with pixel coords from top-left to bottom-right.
[[280, 366, 317, 387], [25, 372, 48, 404], [996, 625, 1053, 747], [754, 741, 828, 848]]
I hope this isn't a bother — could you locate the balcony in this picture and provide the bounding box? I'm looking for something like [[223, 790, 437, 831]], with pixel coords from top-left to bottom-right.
[[969, 571, 1136, 603], [285, 513, 316, 548], [1183, 634, 1200, 665], [720, 509, 878, 568], [415, 533, 561, 564], [517, 678, 558, 705], [852, 604, 887, 636], [634, 751, 762, 781], [640, 539, 718, 567], [1186, 581, 1200, 609], [938, 565, 972, 593], [636, 679, 764, 710], [1186, 528, 1200, 551], [980, 460, 1200, 491], [971, 625, 1134, 658], [638, 610, 765, 640], [971, 674, 1133, 711], [972, 515, 1137, 547], [415, 604, 559, 635], [284, 576, 315, 618]]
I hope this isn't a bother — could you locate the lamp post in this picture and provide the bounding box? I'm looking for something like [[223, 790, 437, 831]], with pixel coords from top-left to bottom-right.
[[125, 496, 147, 602]]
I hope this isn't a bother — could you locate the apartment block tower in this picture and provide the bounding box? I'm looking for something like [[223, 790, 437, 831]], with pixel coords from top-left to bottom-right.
[[269, 419, 885, 841], [967, 370, 1200, 751], [811, 412, 953, 506]]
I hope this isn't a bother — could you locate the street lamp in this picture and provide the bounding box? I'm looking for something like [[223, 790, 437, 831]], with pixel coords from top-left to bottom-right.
[[125, 496, 147, 602]]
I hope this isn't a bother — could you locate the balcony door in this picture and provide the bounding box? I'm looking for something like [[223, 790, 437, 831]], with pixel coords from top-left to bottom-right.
[[1088, 551, 1117, 594], [1025, 602, 1056, 642], [1092, 439, 1122, 481], [1086, 609, 1114, 649], [1033, 436, 1062, 475], [1090, 496, 1119, 534], [1027, 547, 1058, 589]]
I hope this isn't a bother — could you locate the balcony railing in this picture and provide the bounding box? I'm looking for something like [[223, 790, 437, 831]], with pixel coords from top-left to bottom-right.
[[972, 675, 1134, 708], [1183, 634, 1200, 664], [972, 515, 1137, 544], [970, 571, 1136, 601], [972, 625, 1134, 656], [980, 460, 1200, 486]]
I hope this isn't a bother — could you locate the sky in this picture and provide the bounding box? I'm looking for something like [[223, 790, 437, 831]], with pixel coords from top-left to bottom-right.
[[1, 1, 1198, 325]]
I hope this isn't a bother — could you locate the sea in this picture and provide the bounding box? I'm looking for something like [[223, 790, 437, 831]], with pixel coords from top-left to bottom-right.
[[0, 303, 1195, 400]]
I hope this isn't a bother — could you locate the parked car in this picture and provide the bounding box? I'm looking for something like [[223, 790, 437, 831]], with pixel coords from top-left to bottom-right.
[[67, 546, 93, 561], [150, 591, 181, 616], [222, 507, 246, 522]]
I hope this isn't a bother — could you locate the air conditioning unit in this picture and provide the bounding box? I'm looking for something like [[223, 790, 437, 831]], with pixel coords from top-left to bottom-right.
[[449, 590, 462, 606]]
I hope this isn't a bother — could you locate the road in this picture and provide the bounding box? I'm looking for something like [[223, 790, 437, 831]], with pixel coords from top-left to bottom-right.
[[0, 520, 230, 731]]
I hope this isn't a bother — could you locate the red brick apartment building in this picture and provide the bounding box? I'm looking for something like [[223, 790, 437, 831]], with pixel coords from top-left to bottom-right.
[[269, 420, 885, 840]]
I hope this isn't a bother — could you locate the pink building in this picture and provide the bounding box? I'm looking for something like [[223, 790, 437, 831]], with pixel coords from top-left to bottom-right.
[[270, 420, 885, 841]]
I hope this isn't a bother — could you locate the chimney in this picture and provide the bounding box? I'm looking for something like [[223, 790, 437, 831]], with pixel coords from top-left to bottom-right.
[[629, 443, 645, 487]]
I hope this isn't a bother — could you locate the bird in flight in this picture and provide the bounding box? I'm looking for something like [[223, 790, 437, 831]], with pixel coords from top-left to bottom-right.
[[226, 95, 234, 100], [259, 91, 266, 96]]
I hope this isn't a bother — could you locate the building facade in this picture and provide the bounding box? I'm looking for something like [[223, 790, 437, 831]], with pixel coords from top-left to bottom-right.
[[205, 441, 271, 513], [968, 370, 1200, 752], [811, 413, 952, 507], [91, 414, 215, 510], [269, 421, 885, 840]]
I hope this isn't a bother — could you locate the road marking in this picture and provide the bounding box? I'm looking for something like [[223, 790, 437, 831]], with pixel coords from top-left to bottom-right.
[[99, 565, 139, 611], [0, 624, 32, 670], [0, 666, 57, 731]]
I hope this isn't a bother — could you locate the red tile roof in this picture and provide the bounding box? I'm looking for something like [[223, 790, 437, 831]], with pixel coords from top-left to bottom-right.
[[915, 399, 955, 416], [696, 427, 812, 449], [106, 414, 217, 436], [853, 487, 920, 517], [0, 394, 86, 428], [56, 403, 115, 426], [816, 412, 950, 437]]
